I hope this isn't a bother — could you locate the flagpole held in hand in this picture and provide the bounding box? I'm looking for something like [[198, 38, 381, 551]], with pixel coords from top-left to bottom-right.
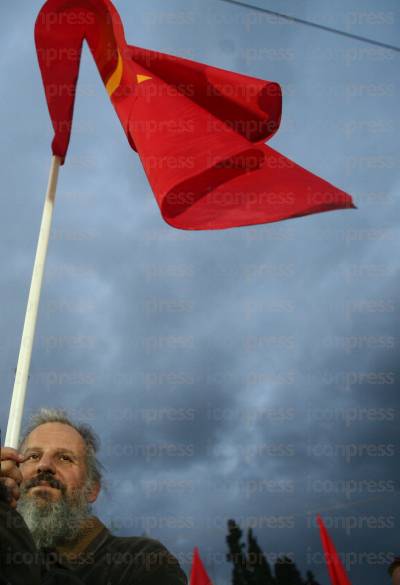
[[5, 156, 61, 449]]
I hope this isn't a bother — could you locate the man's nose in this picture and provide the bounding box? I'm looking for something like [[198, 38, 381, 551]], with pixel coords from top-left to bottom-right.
[[36, 455, 56, 474]]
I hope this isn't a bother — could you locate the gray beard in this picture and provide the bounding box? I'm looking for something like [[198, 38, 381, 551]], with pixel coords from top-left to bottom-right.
[[16, 484, 92, 550]]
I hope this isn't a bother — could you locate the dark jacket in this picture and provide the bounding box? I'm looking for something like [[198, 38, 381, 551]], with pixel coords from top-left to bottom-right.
[[0, 487, 187, 585]]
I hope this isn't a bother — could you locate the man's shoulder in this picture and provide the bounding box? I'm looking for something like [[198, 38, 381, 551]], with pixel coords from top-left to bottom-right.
[[97, 531, 187, 583], [102, 532, 179, 566], [105, 532, 169, 554], [87, 517, 170, 557]]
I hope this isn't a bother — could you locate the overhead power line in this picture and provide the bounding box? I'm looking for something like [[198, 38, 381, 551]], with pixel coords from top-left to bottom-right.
[[217, 0, 400, 53]]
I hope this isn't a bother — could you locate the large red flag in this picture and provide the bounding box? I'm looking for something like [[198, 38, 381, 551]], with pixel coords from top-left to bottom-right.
[[35, 0, 354, 229], [317, 515, 352, 585], [190, 547, 212, 585]]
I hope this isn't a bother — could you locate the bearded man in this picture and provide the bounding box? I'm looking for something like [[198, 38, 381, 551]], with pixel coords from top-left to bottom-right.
[[0, 408, 187, 585]]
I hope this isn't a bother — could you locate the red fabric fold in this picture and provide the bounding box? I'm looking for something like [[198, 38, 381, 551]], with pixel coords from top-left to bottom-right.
[[190, 547, 212, 585], [317, 515, 352, 585], [35, 0, 354, 229]]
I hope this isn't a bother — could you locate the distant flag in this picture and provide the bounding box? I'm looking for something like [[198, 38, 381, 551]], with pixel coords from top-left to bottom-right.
[[35, 0, 354, 230], [317, 515, 352, 585], [190, 547, 213, 585]]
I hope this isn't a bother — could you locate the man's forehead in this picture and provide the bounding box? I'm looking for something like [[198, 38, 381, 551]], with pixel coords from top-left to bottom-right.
[[23, 422, 86, 453]]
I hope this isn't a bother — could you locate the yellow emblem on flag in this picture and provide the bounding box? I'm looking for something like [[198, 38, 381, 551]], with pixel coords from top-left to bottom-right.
[[106, 51, 123, 96], [137, 75, 152, 84]]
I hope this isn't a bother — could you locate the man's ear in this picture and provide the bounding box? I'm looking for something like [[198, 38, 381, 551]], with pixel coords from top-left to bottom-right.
[[87, 481, 101, 504]]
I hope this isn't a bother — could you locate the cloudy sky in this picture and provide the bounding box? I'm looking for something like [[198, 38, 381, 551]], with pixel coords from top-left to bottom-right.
[[1, 0, 399, 583]]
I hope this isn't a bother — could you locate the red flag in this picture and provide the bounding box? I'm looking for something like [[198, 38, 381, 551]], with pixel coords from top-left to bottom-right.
[[35, 0, 354, 229], [190, 547, 212, 585], [317, 515, 352, 585]]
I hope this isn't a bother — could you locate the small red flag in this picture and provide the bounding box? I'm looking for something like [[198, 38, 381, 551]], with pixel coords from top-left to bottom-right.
[[35, 0, 354, 229], [190, 547, 212, 585], [317, 515, 352, 585]]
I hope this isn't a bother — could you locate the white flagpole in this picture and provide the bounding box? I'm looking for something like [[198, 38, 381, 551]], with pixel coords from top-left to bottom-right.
[[5, 155, 61, 449]]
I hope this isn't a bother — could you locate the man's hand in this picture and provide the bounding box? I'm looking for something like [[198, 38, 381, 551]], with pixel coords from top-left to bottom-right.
[[0, 447, 25, 509]]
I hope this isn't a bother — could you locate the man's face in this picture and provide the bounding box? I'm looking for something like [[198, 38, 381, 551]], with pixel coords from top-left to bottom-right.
[[393, 566, 400, 585], [19, 422, 97, 504], [16, 422, 100, 549]]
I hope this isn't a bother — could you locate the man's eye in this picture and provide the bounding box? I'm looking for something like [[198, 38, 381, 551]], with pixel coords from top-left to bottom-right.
[[60, 455, 72, 461], [28, 454, 39, 460]]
